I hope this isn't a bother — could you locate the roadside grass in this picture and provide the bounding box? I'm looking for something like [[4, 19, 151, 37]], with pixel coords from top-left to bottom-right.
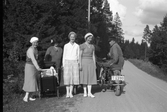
[[129, 59, 167, 82], [3, 84, 103, 112], [3, 94, 82, 112], [3, 86, 83, 112]]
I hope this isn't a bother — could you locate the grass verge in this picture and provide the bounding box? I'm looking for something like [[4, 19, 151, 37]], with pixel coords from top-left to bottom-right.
[[129, 59, 167, 82], [3, 86, 82, 112]]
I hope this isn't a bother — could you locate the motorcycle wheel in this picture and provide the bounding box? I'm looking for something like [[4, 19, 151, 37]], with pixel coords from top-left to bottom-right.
[[115, 85, 122, 96]]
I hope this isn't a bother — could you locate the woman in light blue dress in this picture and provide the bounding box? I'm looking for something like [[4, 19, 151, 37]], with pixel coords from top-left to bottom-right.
[[23, 37, 45, 102], [79, 33, 97, 98]]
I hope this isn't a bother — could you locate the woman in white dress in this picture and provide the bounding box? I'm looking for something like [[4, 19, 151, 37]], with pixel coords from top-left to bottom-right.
[[62, 32, 80, 98]]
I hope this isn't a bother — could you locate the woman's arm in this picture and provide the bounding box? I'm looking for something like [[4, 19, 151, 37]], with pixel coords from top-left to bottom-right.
[[92, 45, 96, 68], [77, 45, 80, 64], [92, 50, 96, 68], [44, 47, 51, 61], [60, 48, 63, 58], [28, 48, 40, 70], [45, 47, 51, 56], [79, 49, 83, 70], [79, 44, 84, 68], [62, 45, 66, 67]]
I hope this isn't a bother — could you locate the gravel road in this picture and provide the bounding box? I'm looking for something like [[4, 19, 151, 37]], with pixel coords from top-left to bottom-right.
[[73, 61, 167, 112]]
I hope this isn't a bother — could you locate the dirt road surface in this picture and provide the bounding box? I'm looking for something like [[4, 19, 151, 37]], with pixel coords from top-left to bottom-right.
[[72, 61, 167, 112]]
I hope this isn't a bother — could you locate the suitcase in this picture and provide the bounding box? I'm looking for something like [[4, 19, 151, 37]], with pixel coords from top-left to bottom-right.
[[40, 75, 59, 97]]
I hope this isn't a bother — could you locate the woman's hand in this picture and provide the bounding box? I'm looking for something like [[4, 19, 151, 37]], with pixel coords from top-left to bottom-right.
[[37, 68, 46, 72]]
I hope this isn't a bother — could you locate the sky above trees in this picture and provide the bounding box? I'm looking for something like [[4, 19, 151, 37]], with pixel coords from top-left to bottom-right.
[[107, 0, 167, 43]]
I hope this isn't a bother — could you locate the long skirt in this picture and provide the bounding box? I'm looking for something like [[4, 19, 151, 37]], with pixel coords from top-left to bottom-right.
[[23, 63, 38, 92], [63, 60, 79, 85], [80, 58, 97, 85]]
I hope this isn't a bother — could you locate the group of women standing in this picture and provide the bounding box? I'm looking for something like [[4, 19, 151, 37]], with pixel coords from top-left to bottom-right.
[[22, 31, 97, 102], [63, 32, 97, 98]]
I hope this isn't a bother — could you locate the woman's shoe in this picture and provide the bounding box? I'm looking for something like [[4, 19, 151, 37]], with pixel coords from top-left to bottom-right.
[[83, 94, 87, 97], [88, 94, 95, 98], [66, 94, 70, 98], [29, 97, 36, 101], [23, 97, 28, 102], [69, 94, 73, 98]]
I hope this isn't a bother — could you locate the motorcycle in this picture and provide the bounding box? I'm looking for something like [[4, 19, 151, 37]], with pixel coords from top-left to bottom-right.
[[97, 58, 125, 96]]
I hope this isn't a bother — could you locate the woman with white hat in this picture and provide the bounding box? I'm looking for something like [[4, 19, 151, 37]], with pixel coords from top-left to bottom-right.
[[79, 33, 97, 98], [23, 37, 45, 102]]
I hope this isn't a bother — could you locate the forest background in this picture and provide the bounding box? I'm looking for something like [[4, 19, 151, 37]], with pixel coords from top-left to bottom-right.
[[3, 0, 167, 106]]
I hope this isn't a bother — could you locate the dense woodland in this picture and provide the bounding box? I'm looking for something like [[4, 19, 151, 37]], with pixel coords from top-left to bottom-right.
[[3, 0, 167, 98]]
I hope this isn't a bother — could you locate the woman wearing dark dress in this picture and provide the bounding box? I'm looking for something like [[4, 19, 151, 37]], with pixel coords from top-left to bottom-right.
[[44, 38, 63, 68], [44, 38, 63, 83], [79, 33, 97, 98]]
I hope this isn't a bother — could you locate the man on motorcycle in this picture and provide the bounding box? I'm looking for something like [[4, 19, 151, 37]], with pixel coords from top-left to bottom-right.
[[100, 37, 124, 91], [102, 37, 124, 71]]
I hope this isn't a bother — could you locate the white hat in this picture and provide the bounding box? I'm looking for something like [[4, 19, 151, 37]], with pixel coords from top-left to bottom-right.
[[30, 37, 39, 43], [84, 33, 93, 40]]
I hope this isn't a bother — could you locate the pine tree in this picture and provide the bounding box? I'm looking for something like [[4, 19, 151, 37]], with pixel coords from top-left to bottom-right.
[[103, 0, 113, 34], [90, 0, 112, 57], [143, 25, 151, 44], [142, 25, 151, 61], [149, 14, 167, 72], [111, 12, 124, 44]]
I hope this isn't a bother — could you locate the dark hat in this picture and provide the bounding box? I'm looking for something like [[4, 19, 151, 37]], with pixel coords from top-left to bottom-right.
[[108, 37, 116, 42], [51, 39, 57, 44], [51, 38, 61, 46]]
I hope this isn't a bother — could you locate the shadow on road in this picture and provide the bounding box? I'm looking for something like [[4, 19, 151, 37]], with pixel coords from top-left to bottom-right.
[[35, 81, 128, 98]]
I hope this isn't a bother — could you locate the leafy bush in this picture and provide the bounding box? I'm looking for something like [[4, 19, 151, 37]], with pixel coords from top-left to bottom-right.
[[3, 61, 25, 105]]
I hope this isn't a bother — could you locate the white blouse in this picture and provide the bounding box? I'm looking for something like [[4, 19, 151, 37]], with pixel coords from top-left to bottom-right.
[[62, 42, 80, 67]]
